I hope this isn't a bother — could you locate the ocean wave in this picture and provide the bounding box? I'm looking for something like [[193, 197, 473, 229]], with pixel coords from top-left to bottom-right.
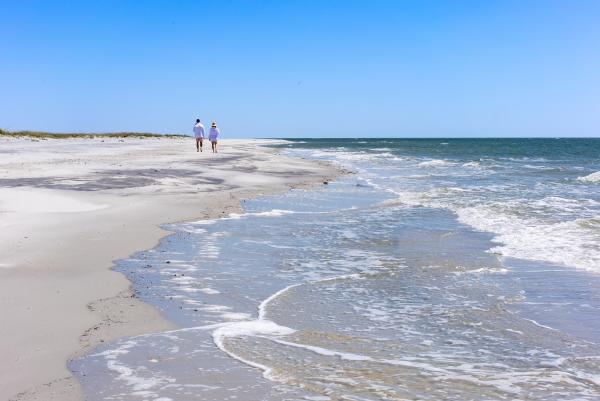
[[390, 174, 431, 179], [380, 187, 476, 209], [456, 205, 600, 272], [314, 150, 378, 162], [530, 196, 599, 212], [418, 159, 456, 168], [522, 164, 561, 171], [372, 177, 600, 272], [501, 157, 549, 162], [577, 171, 600, 183], [376, 181, 600, 271]]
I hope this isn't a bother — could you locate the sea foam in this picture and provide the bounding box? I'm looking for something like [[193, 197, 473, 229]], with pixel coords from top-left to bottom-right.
[[456, 205, 600, 272], [578, 171, 600, 183]]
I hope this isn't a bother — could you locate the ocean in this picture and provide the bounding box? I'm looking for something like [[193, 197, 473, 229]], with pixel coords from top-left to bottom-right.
[[72, 138, 600, 400]]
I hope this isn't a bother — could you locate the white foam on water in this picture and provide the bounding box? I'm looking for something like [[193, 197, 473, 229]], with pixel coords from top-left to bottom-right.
[[242, 239, 296, 249], [176, 287, 204, 293], [200, 304, 232, 312], [197, 231, 225, 259], [207, 273, 369, 381], [182, 299, 203, 306], [190, 219, 218, 225], [530, 196, 600, 211], [389, 191, 427, 207], [520, 317, 559, 332], [259, 283, 303, 320], [211, 320, 296, 380], [270, 338, 371, 362], [228, 209, 296, 219], [169, 276, 196, 283], [199, 287, 220, 295], [264, 337, 550, 396], [221, 312, 253, 320], [92, 340, 176, 398], [213, 320, 295, 344], [523, 164, 558, 171], [456, 205, 600, 272], [191, 209, 296, 225], [377, 182, 600, 272], [353, 306, 391, 322], [578, 171, 600, 183], [178, 226, 209, 234], [453, 267, 508, 275], [418, 159, 456, 168], [291, 148, 397, 170]]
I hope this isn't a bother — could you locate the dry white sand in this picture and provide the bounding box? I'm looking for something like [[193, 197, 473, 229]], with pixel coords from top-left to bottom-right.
[[0, 136, 338, 401]]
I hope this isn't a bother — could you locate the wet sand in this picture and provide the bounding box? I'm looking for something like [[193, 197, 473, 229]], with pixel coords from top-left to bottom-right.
[[0, 136, 338, 401]]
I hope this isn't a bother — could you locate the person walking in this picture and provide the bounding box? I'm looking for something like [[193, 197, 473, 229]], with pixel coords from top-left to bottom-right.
[[193, 119, 205, 152], [209, 122, 220, 153]]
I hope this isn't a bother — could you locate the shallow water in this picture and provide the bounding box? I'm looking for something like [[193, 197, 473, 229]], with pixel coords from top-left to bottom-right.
[[73, 139, 600, 400]]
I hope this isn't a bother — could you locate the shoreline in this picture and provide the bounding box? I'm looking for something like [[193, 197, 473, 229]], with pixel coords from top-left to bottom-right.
[[0, 136, 341, 401]]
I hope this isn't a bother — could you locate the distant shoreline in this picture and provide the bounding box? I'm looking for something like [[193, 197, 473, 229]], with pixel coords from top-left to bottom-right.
[[3, 129, 599, 140], [0, 128, 186, 139]]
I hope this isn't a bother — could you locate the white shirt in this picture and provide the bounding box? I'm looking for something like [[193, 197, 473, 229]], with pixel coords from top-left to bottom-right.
[[209, 127, 220, 141], [193, 122, 205, 138]]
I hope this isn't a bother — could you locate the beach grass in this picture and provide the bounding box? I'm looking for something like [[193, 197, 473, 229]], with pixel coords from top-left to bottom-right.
[[0, 128, 186, 139]]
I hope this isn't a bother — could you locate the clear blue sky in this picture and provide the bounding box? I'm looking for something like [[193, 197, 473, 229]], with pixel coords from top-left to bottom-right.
[[1, 0, 599, 137]]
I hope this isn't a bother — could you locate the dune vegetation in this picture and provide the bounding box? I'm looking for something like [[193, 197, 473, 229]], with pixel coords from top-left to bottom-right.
[[0, 128, 186, 139]]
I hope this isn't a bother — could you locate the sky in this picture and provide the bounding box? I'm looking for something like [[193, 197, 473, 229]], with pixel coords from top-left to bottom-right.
[[1, 0, 599, 137]]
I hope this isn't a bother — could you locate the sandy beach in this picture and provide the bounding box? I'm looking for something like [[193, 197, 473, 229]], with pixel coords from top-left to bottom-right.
[[0, 136, 338, 401]]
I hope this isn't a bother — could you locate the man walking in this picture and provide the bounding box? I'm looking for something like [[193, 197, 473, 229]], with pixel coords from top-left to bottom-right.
[[193, 119, 205, 152]]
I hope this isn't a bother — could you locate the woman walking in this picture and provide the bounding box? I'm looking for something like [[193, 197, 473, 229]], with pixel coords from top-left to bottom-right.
[[209, 122, 220, 153]]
